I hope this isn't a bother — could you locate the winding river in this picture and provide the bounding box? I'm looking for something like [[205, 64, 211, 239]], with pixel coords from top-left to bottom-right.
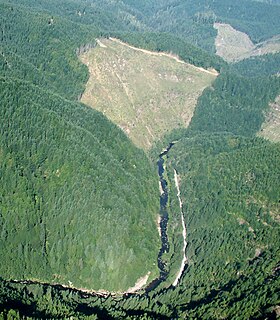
[[145, 142, 177, 292], [6, 141, 186, 301]]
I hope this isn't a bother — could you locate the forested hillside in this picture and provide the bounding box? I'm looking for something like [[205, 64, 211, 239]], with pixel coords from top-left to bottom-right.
[[0, 0, 280, 318], [121, 0, 280, 51], [232, 52, 280, 77], [0, 77, 160, 291], [5, 0, 280, 53], [1, 135, 279, 318], [0, 1, 160, 292], [189, 72, 280, 136], [0, 2, 96, 99], [163, 134, 280, 319], [259, 95, 280, 142]]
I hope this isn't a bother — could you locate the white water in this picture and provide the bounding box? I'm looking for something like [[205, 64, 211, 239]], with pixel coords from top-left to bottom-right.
[[172, 169, 188, 286]]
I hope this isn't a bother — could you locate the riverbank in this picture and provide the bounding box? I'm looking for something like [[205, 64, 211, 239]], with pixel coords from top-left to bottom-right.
[[5, 142, 187, 298], [172, 169, 188, 286]]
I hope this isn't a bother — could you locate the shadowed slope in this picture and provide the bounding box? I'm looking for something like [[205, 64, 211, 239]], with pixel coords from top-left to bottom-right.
[[0, 77, 160, 292]]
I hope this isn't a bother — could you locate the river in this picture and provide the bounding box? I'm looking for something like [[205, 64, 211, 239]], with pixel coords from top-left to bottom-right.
[[145, 142, 177, 292], [5, 141, 185, 299]]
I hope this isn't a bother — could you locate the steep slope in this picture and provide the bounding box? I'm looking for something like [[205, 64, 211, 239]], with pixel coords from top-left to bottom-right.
[[0, 77, 160, 292], [0, 2, 96, 100], [214, 23, 280, 62], [80, 38, 217, 150], [1, 0, 280, 318], [0, 2, 161, 292], [164, 134, 280, 319], [232, 52, 280, 77], [5, 0, 280, 54], [1, 0, 142, 32], [122, 0, 280, 52], [214, 23, 255, 61], [188, 72, 280, 137]]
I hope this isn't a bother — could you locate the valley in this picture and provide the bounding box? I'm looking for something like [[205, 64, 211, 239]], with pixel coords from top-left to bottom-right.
[[0, 0, 280, 319]]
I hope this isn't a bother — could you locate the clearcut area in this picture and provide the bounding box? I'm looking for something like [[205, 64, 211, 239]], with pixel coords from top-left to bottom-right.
[[214, 23, 280, 62], [80, 38, 217, 150]]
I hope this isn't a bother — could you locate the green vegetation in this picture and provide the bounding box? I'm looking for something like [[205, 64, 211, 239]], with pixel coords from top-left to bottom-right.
[[189, 72, 280, 137], [6, 0, 280, 54], [121, 0, 280, 51], [114, 32, 226, 72], [0, 2, 160, 292], [0, 0, 280, 318], [164, 134, 280, 319], [1, 135, 279, 319], [0, 77, 160, 291], [0, 2, 96, 100], [2, 0, 140, 32], [232, 52, 280, 77]]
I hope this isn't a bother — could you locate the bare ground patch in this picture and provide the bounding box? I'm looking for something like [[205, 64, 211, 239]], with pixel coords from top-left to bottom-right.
[[79, 38, 217, 150], [214, 23, 280, 62]]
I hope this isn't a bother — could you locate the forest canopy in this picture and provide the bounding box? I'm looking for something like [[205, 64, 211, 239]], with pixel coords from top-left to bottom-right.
[[0, 0, 279, 318]]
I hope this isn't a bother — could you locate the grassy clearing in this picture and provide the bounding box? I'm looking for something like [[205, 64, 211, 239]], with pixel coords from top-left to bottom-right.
[[80, 38, 216, 150], [214, 23, 280, 62], [259, 95, 280, 142]]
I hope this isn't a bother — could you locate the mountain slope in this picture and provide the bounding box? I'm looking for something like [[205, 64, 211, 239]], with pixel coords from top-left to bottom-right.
[[80, 38, 217, 150], [0, 77, 160, 292], [214, 23, 280, 62], [121, 0, 280, 51], [0, 2, 162, 292], [0, 0, 280, 318], [164, 134, 280, 319], [6, 0, 280, 53], [0, 2, 97, 100]]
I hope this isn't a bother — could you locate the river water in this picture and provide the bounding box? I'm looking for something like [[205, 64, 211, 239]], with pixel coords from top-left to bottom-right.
[[145, 142, 176, 292], [6, 142, 178, 298]]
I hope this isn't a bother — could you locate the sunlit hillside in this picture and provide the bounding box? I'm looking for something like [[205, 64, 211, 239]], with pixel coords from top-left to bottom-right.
[[80, 38, 217, 150]]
